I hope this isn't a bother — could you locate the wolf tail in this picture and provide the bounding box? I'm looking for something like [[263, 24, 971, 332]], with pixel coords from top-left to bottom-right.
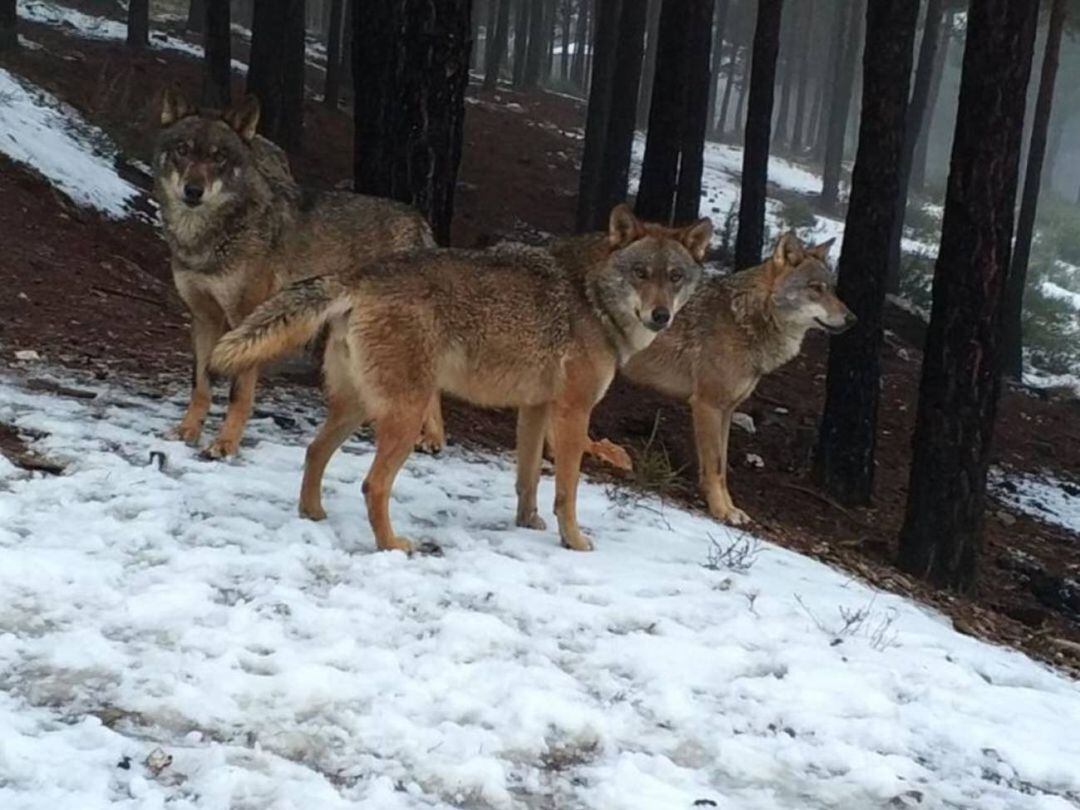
[[210, 275, 352, 376]]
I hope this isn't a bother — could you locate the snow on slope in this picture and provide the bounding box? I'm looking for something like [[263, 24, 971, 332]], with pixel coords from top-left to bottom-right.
[[1, 371, 1079, 809], [992, 467, 1080, 535], [0, 66, 139, 218]]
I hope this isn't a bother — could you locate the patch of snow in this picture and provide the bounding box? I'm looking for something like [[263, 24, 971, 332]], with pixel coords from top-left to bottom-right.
[[1041, 280, 1080, 311], [0, 67, 141, 218], [991, 468, 1080, 534], [1, 370, 1079, 808]]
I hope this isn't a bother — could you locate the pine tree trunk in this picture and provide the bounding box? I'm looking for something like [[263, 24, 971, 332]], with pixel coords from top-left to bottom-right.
[[812, 0, 919, 505], [354, 0, 471, 244], [773, 1, 797, 148], [910, 11, 950, 193], [1002, 0, 1066, 380], [704, 0, 730, 137], [814, 0, 847, 160], [472, 0, 485, 70], [560, 0, 572, 79], [884, 0, 945, 294], [248, 0, 306, 152], [512, 0, 529, 86], [523, 0, 547, 87], [898, 0, 1039, 593], [201, 0, 232, 108], [342, 0, 354, 95], [637, 0, 663, 127], [571, 0, 590, 87], [0, 0, 17, 51], [717, 53, 736, 137], [733, 0, 783, 270], [820, 0, 864, 211], [673, 0, 715, 223], [484, 0, 512, 90], [323, 0, 346, 109], [187, 0, 206, 34], [733, 43, 749, 138], [577, 0, 646, 231], [127, 0, 149, 48], [789, 0, 814, 153]]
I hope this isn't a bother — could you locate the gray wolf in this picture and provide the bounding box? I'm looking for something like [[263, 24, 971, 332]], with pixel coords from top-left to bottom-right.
[[209, 205, 711, 553], [153, 89, 436, 458], [615, 232, 855, 525]]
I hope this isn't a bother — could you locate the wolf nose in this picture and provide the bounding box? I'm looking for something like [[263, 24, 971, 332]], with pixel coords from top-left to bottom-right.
[[651, 307, 671, 328], [844, 311, 858, 328], [183, 184, 204, 204]]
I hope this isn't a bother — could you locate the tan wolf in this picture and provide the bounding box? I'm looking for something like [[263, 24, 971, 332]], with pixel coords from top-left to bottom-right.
[[210, 205, 712, 553], [153, 89, 437, 459], [612, 232, 855, 525]]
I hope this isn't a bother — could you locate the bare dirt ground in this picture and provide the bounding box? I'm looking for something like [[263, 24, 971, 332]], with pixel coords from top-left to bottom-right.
[[2, 20, 1079, 676]]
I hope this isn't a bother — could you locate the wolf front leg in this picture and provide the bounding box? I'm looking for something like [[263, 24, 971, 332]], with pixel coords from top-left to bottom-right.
[[171, 310, 226, 445], [203, 366, 258, 459], [691, 395, 750, 526], [550, 401, 594, 551], [515, 403, 552, 530]]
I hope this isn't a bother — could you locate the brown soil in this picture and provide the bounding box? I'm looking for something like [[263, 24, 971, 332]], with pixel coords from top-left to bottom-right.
[[1, 14, 1078, 676]]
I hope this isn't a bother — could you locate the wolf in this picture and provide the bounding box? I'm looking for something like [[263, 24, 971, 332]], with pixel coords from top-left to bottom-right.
[[210, 205, 711, 553], [153, 89, 437, 458], [611, 232, 855, 526]]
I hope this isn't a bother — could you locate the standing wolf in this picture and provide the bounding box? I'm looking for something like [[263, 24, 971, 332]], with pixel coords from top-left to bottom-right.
[[615, 232, 855, 525], [153, 90, 436, 458], [210, 206, 711, 553]]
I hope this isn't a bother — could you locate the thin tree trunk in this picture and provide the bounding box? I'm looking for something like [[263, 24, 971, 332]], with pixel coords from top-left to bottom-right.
[[1002, 0, 1067, 380], [637, 0, 663, 127], [323, 0, 346, 109], [571, 0, 590, 87], [127, 0, 149, 48], [201, 0, 232, 108], [483, 0, 512, 90], [705, 0, 730, 136], [789, 0, 813, 153], [513, 0, 529, 86], [910, 10, 950, 193], [674, 0, 715, 222], [472, 0, 485, 70], [898, 0, 1039, 592], [815, 0, 847, 160], [523, 0, 547, 87], [733, 44, 749, 138], [248, 0, 307, 153], [885, 0, 945, 293], [733, 0, 783, 270], [820, 0, 864, 211], [187, 0, 206, 34], [353, 0, 472, 244], [560, 0, 572, 79], [812, 0, 919, 505], [0, 0, 17, 51], [342, 0, 354, 96], [717, 53, 737, 137], [773, 0, 797, 148]]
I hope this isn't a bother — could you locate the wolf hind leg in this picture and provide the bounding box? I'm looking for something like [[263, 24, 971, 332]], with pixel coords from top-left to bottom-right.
[[299, 394, 367, 521], [363, 396, 430, 553]]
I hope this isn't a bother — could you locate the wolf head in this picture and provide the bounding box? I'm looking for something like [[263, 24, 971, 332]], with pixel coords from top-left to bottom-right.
[[153, 89, 263, 212], [595, 204, 711, 338], [767, 233, 855, 334]]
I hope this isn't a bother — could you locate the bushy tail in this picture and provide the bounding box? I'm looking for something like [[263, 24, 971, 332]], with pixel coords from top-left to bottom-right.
[[210, 275, 352, 375]]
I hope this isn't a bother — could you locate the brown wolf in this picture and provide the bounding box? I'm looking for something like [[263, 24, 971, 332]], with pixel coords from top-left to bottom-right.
[[613, 232, 855, 525], [210, 206, 711, 553], [153, 89, 436, 458]]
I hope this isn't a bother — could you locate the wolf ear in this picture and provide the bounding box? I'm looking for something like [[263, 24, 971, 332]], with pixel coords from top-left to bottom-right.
[[608, 204, 644, 249], [807, 238, 836, 261], [679, 217, 713, 263], [224, 96, 261, 142], [160, 88, 195, 127], [771, 232, 805, 269]]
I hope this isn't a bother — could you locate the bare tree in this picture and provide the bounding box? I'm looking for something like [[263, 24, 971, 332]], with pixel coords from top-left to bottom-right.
[[202, 0, 232, 107], [483, 0, 512, 90], [571, 0, 591, 87], [187, 0, 206, 34], [898, 0, 1039, 592], [127, 0, 149, 48], [323, 0, 347, 109], [0, 0, 17, 52], [353, 0, 472, 244], [910, 10, 951, 193], [247, 0, 306, 152], [733, 0, 783, 270], [819, 0, 865, 210], [789, 0, 814, 152]]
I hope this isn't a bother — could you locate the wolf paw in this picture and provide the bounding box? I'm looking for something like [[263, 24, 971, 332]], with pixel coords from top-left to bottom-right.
[[167, 422, 203, 445], [710, 504, 751, 526], [560, 531, 594, 552], [516, 510, 547, 531], [299, 502, 327, 521], [201, 437, 239, 460], [414, 436, 443, 456], [378, 535, 414, 554]]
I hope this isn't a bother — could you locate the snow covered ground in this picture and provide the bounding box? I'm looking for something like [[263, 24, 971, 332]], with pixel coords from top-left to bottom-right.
[[2, 370, 1080, 809], [992, 467, 1080, 536], [0, 66, 141, 218]]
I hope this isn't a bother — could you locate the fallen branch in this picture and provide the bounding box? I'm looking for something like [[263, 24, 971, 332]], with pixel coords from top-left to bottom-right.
[[91, 285, 167, 309], [777, 482, 870, 529]]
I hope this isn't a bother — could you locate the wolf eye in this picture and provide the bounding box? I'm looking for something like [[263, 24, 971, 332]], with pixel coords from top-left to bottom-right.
[[809, 281, 826, 293], [669, 269, 684, 283], [634, 266, 649, 280], [175, 141, 190, 157]]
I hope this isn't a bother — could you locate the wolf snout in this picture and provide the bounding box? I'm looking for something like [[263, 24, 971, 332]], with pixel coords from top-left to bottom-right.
[[646, 307, 671, 331], [843, 311, 858, 330], [183, 183, 205, 206]]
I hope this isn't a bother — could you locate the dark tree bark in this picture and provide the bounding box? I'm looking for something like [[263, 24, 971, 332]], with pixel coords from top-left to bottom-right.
[[885, 0, 946, 294], [733, 43, 749, 136], [705, 0, 731, 135], [637, 0, 664, 126], [187, 0, 206, 34], [789, 0, 814, 153], [323, 0, 346, 109], [0, 0, 17, 52], [717, 51, 737, 136], [576, 0, 647, 231], [201, 0, 232, 108], [127, 0, 149, 48], [559, 0, 573, 78], [472, 0, 485, 70], [512, 0, 529, 86], [571, 0, 590, 87], [910, 10, 950, 193], [814, 0, 847, 160], [483, 0, 512, 90], [773, 0, 797, 147], [812, 0, 919, 505], [898, 0, 1039, 592], [248, 0, 306, 152], [733, 0, 783, 270], [636, 0, 716, 224], [820, 0, 864, 210], [353, 0, 472, 245], [1002, 0, 1067, 380]]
